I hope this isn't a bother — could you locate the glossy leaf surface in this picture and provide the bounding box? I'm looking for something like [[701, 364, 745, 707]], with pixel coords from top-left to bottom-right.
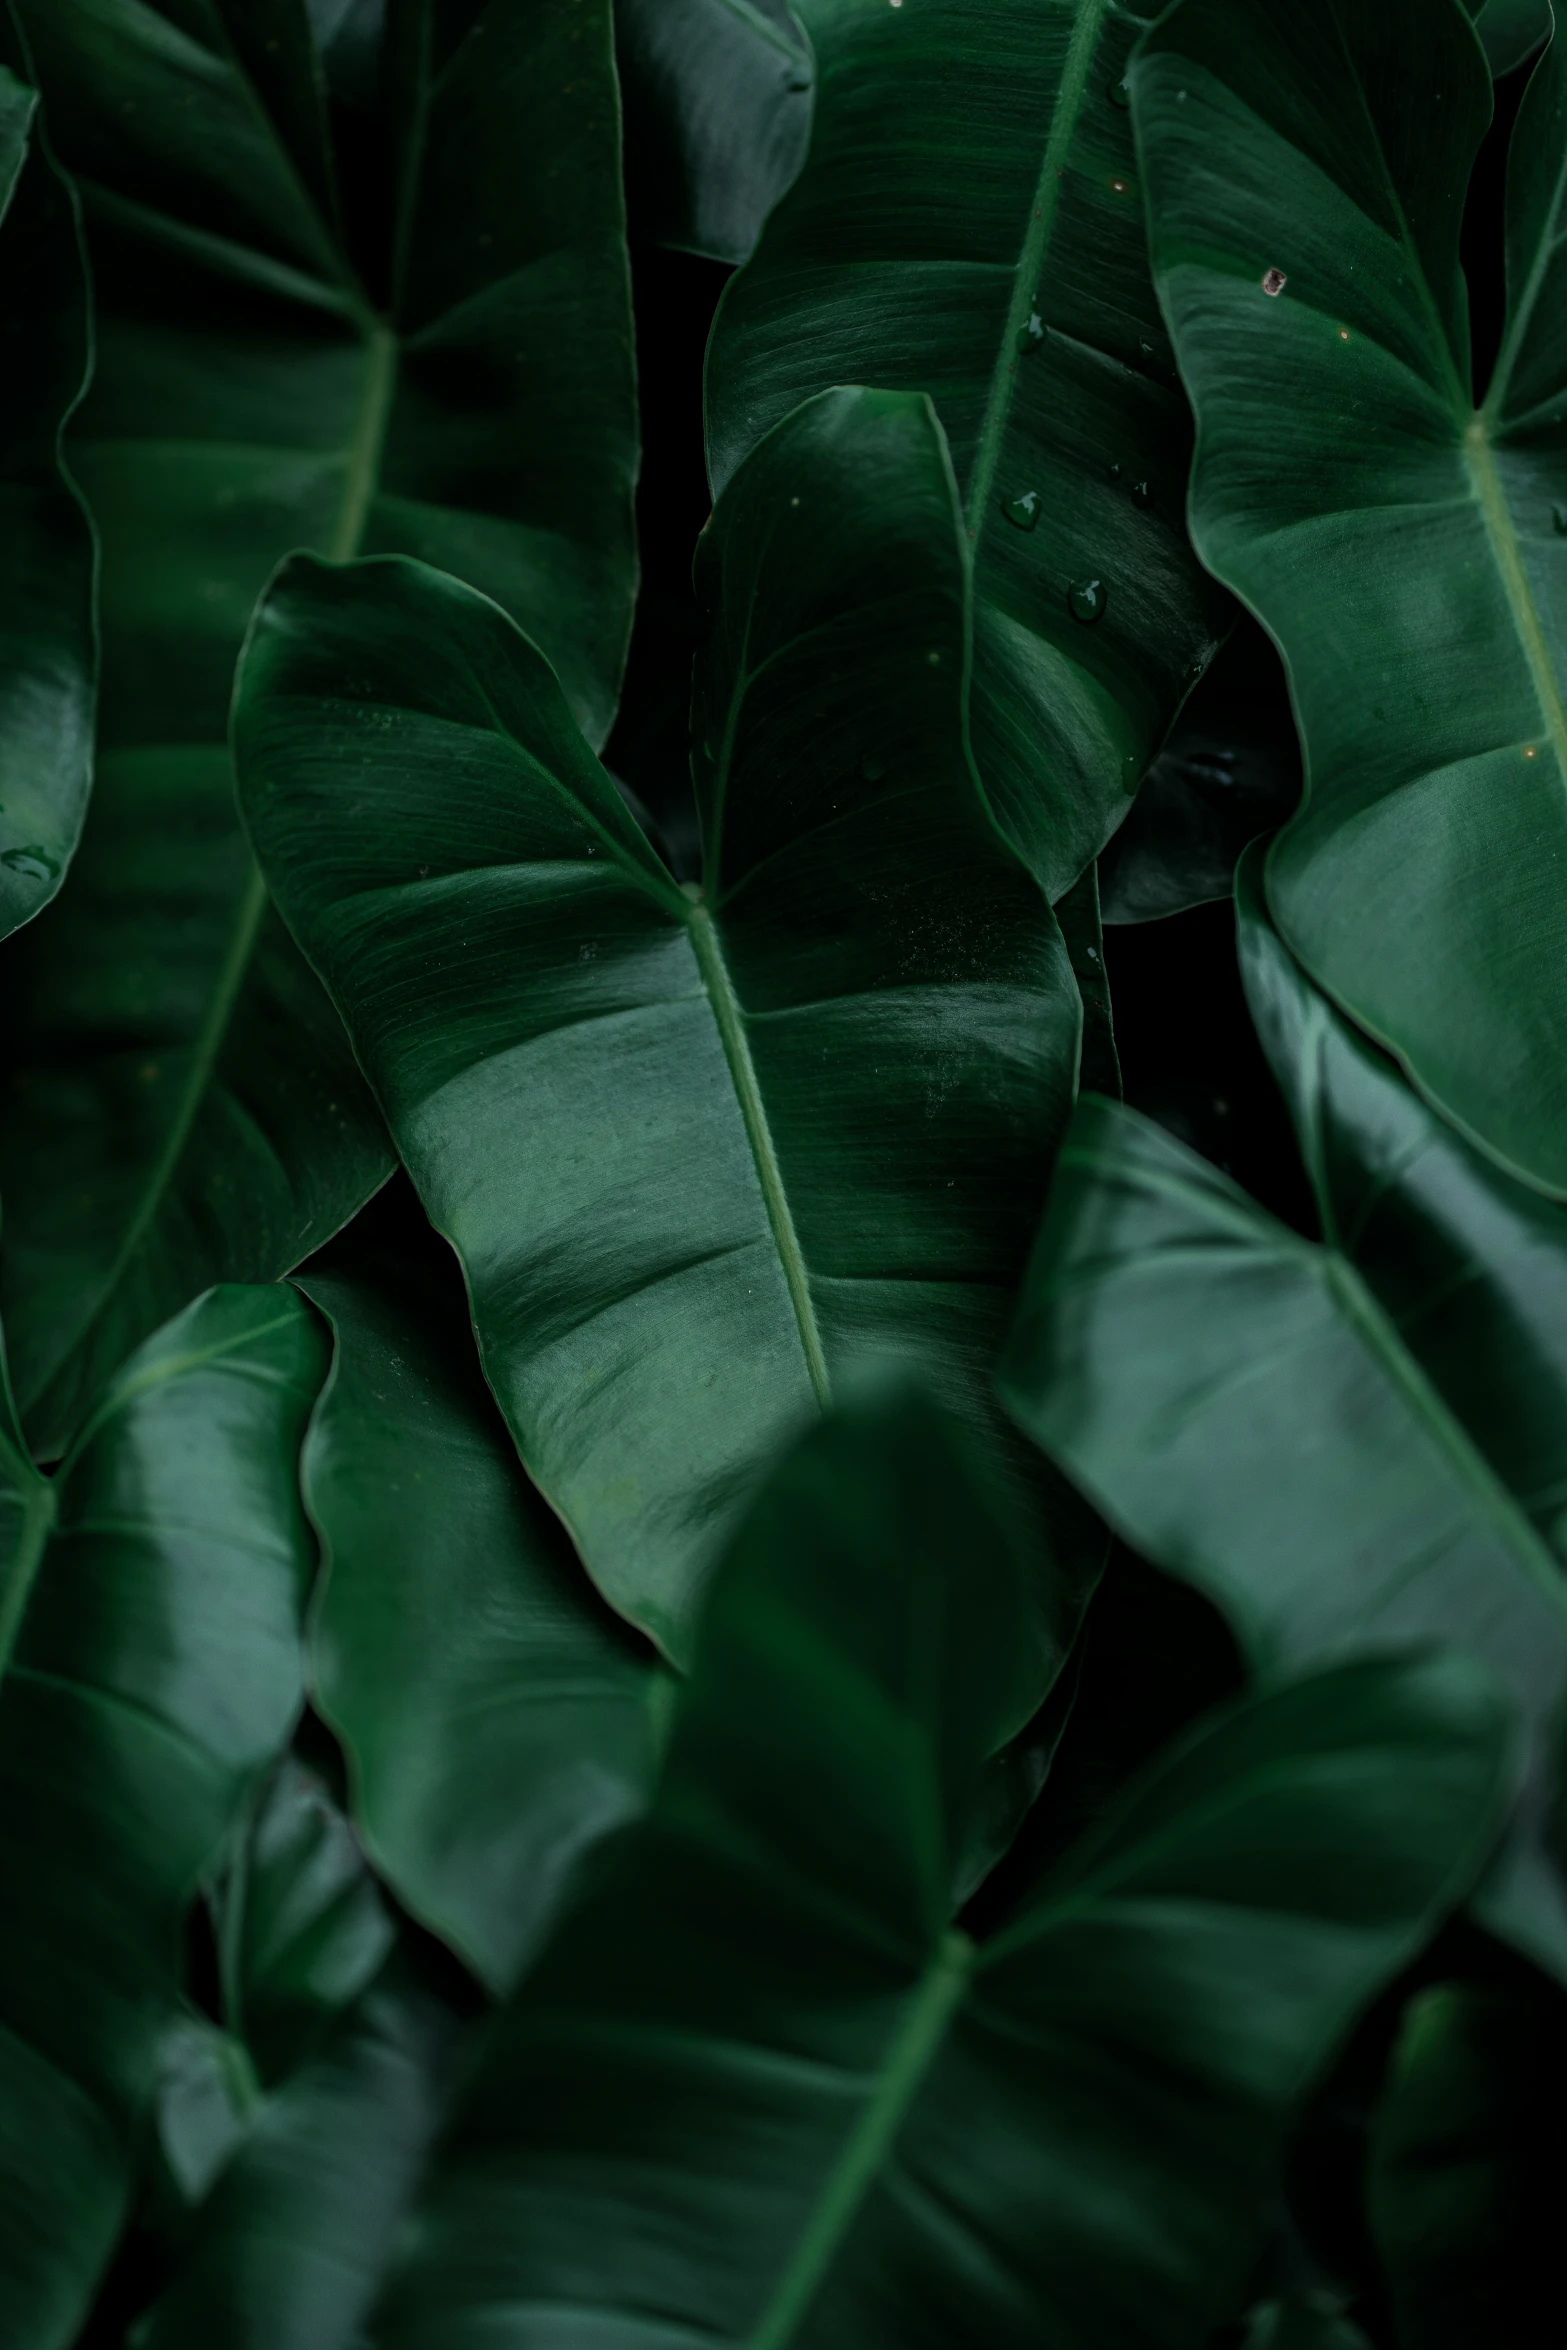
[[238, 386, 1083, 1665], [367, 1389, 1510, 2350], [297, 1251, 665, 1994], [0, 50, 94, 942], [0, 0, 638, 1451], [1135, 0, 1567, 1193], [615, 0, 810, 263], [1367, 1979, 1567, 2348], [1000, 931, 1567, 1973], [0, 1284, 326, 2349], [707, 0, 1228, 899]]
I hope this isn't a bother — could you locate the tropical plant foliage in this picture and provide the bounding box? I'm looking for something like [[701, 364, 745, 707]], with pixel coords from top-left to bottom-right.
[[0, 1, 1561, 2344]]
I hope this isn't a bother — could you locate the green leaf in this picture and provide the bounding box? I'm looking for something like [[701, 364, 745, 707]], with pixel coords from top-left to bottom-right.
[[140, 1951, 463, 2350], [706, 0, 1229, 900], [614, 0, 810, 263], [0, 42, 95, 944], [1242, 2303, 1375, 2350], [295, 1247, 666, 1995], [999, 896, 1567, 1972], [1476, 0, 1553, 76], [0, 0, 638, 1452], [0, 1282, 326, 2349], [236, 384, 1084, 1666], [364, 1388, 1510, 2349], [1134, 0, 1567, 1195], [1367, 1978, 1567, 2348]]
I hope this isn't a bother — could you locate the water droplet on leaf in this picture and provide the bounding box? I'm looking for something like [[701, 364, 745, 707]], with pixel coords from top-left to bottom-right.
[[1120, 751, 1142, 796], [1005, 489, 1041, 531], [1016, 308, 1045, 353], [0, 844, 58, 881], [1261, 268, 1287, 297], [1068, 578, 1108, 624], [1108, 76, 1130, 109], [1131, 479, 1154, 510]]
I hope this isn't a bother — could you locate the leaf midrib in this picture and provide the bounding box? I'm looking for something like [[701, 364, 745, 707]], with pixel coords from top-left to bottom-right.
[[963, 0, 1111, 540]]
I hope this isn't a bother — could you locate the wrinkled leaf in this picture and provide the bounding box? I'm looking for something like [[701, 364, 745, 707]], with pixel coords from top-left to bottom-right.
[[1, 0, 638, 1452], [707, 0, 1229, 899], [0, 1283, 326, 2349], [237, 385, 1084, 1666], [296, 1246, 666, 1994], [1000, 883, 1567, 1975], [364, 1388, 1510, 2350], [615, 0, 811, 263], [0, 42, 95, 943], [1134, 0, 1567, 1193]]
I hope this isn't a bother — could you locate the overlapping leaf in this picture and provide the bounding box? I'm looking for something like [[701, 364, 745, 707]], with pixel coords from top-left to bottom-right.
[[0, 0, 638, 1452], [1001, 867, 1567, 1975], [1134, 0, 1567, 1193], [362, 1388, 1509, 2350], [237, 385, 1085, 1665], [0, 1284, 326, 2349], [707, 0, 1229, 898], [296, 1246, 666, 1993], [0, 35, 94, 943]]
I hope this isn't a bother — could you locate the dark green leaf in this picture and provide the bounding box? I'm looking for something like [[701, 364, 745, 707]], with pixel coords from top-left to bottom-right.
[[615, 0, 810, 263], [237, 385, 1083, 1666], [0, 1283, 326, 2348], [1367, 1978, 1567, 2348], [0, 41, 95, 943], [1476, 0, 1553, 76], [0, 0, 638, 1451], [706, 0, 1229, 899], [1134, 0, 1567, 1193], [999, 892, 1567, 1972], [365, 1389, 1510, 2350], [1056, 861, 1121, 1097], [295, 1252, 666, 1994]]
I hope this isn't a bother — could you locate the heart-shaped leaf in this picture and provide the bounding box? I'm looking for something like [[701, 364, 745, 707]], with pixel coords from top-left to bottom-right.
[[236, 384, 1086, 1666], [0, 1281, 326, 2349], [707, 0, 1230, 898], [0, 42, 94, 943], [1134, 0, 1567, 1193], [362, 1387, 1510, 2350], [1001, 875, 1567, 1975], [0, 0, 638, 1453]]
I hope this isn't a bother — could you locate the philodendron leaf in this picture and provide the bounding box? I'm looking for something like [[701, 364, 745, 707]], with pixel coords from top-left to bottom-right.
[[1475, 0, 1553, 76], [0, 44, 94, 944], [0, 0, 638, 1455], [295, 1251, 666, 1995], [706, 0, 1229, 900], [1367, 1978, 1567, 2348], [614, 0, 811, 264], [237, 385, 1084, 1667], [0, 1283, 326, 2350], [1134, 0, 1567, 1196], [999, 921, 1567, 1976], [362, 1388, 1510, 2350]]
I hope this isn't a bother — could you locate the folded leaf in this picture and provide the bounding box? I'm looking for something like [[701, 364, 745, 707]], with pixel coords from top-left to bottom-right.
[[237, 385, 1084, 1665], [1, 0, 638, 1451], [296, 1250, 665, 1994], [1134, 0, 1567, 1194], [0, 46, 94, 943], [707, 0, 1229, 898], [615, 0, 810, 263], [364, 1389, 1510, 2350], [0, 1283, 326, 2350], [1001, 1069, 1567, 1975]]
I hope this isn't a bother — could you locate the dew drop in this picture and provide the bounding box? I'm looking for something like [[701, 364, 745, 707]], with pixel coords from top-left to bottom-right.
[[1109, 177, 1131, 195], [1120, 751, 1142, 797], [859, 751, 887, 783], [1016, 307, 1045, 353], [1005, 488, 1041, 531], [1337, 325, 1351, 342], [1130, 479, 1154, 510], [786, 62, 811, 91], [1068, 577, 1108, 625], [1108, 461, 1122, 482], [1261, 267, 1287, 297], [0, 844, 58, 881], [1553, 504, 1567, 535], [1108, 76, 1131, 109]]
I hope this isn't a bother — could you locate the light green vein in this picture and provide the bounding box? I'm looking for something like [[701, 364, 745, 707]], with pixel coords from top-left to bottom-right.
[[964, 0, 1111, 538], [686, 901, 831, 1410], [746, 1929, 973, 2349], [1463, 413, 1567, 787]]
